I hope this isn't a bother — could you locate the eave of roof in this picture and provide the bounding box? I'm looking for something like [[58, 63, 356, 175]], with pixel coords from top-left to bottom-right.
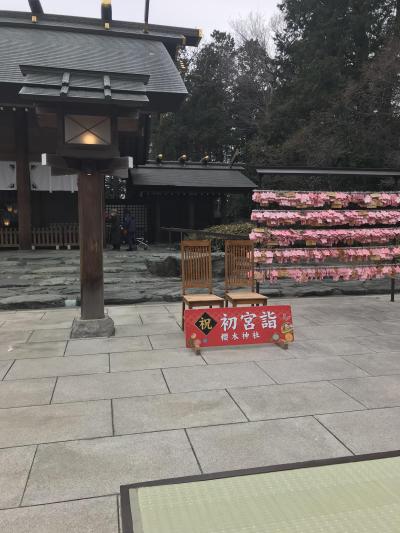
[[131, 164, 255, 190], [256, 167, 400, 177], [0, 10, 202, 47], [146, 162, 246, 170]]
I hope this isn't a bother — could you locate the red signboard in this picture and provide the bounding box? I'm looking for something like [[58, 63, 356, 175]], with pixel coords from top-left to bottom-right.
[[185, 306, 294, 350]]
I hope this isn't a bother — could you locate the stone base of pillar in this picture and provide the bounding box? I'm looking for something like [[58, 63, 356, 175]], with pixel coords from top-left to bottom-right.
[[71, 315, 115, 339]]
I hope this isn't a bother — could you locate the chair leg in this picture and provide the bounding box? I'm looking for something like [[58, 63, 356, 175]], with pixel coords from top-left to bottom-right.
[[181, 301, 185, 330]]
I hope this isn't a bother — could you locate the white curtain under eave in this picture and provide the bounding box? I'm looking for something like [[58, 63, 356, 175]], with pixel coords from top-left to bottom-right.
[[29, 163, 78, 193], [0, 161, 16, 190], [0, 161, 78, 192]]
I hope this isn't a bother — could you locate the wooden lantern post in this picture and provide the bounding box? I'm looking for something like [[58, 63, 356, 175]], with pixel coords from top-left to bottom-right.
[[78, 171, 105, 320], [42, 112, 133, 338]]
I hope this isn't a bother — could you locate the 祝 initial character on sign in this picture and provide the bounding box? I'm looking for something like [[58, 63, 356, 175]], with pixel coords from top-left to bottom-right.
[[198, 317, 212, 331], [221, 314, 238, 332], [241, 312, 257, 330], [260, 311, 277, 329]]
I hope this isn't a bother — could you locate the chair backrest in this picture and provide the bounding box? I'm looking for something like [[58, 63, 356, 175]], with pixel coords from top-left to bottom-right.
[[225, 240, 255, 291], [181, 240, 213, 294]]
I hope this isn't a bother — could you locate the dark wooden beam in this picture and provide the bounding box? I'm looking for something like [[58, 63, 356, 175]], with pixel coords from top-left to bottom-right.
[[41, 154, 133, 174], [101, 0, 112, 29], [15, 109, 32, 250], [155, 197, 161, 242], [78, 172, 105, 320], [143, 114, 152, 164], [28, 0, 44, 15], [188, 197, 195, 229], [144, 0, 150, 32], [257, 168, 400, 177]]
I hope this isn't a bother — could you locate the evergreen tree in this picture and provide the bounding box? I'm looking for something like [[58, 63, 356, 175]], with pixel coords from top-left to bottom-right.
[[153, 32, 237, 162], [153, 3, 400, 174], [256, 0, 400, 167], [232, 39, 273, 146]]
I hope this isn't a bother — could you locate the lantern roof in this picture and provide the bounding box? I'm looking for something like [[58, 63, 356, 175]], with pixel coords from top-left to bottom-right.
[[19, 66, 150, 106]]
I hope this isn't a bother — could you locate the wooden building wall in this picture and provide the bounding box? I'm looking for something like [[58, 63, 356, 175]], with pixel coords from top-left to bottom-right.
[[0, 111, 15, 159], [31, 192, 78, 227], [144, 194, 215, 242]]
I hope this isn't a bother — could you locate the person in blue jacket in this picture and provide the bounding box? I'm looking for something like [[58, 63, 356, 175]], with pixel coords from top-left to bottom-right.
[[124, 211, 137, 251]]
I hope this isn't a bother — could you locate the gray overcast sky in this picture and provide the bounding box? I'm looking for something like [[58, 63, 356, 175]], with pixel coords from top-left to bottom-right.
[[3, 0, 279, 38]]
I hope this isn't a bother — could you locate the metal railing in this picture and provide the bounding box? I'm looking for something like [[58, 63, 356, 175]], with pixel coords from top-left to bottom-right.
[[162, 227, 248, 246]]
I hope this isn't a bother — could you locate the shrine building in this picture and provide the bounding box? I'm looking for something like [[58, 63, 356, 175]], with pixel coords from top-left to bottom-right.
[[0, 4, 254, 249]]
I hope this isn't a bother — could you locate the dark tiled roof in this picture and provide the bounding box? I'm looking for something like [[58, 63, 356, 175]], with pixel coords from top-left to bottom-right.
[[0, 11, 202, 46], [0, 25, 187, 97], [131, 164, 255, 190]]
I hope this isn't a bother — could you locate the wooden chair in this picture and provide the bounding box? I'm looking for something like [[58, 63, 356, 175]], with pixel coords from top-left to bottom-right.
[[181, 240, 224, 329], [225, 240, 268, 307]]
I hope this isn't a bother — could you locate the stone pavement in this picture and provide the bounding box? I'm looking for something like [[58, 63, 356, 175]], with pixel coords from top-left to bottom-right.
[[0, 294, 399, 532], [0, 249, 396, 309]]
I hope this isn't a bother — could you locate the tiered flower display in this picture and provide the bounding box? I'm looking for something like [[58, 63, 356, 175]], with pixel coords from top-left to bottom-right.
[[250, 228, 400, 246], [253, 191, 400, 208], [252, 189, 400, 284], [251, 210, 400, 227], [256, 266, 400, 283], [254, 247, 400, 264]]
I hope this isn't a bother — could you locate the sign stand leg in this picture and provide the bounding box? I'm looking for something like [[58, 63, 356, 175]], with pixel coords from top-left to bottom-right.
[[274, 340, 289, 351], [391, 276, 396, 303]]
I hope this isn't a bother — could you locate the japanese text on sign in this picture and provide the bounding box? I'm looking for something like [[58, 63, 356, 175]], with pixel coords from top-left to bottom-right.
[[185, 306, 294, 349]]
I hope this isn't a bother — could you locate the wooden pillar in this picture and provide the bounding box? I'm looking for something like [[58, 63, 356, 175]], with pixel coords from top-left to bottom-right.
[[188, 196, 195, 229], [137, 114, 152, 165], [78, 172, 105, 320], [155, 196, 161, 243], [15, 109, 32, 250]]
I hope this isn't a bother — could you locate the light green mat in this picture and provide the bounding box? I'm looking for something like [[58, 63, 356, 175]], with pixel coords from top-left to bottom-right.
[[129, 457, 400, 533]]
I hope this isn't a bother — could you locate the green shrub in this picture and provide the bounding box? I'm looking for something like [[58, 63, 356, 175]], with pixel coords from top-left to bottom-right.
[[202, 222, 255, 251]]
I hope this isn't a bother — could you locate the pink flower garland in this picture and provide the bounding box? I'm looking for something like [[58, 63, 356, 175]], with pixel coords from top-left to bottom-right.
[[256, 265, 400, 283], [251, 210, 400, 227], [251, 190, 400, 285], [254, 247, 400, 264], [252, 191, 400, 208], [250, 228, 400, 246]]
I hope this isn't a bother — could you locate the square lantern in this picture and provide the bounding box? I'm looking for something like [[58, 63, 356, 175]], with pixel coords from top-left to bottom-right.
[[57, 111, 119, 161], [64, 114, 112, 146]]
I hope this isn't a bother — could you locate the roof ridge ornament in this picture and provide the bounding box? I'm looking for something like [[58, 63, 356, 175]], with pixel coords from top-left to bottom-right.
[[60, 72, 70, 96], [101, 0, 112, 30], [28, 0, 44, 23], [144, 0, 150, 33], [104, 75, 112, 100]]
